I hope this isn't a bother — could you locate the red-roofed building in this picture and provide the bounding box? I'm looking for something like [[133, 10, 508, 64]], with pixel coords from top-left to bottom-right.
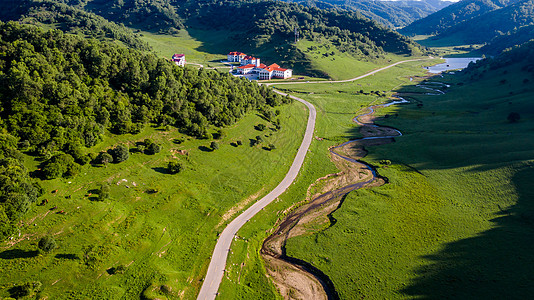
[[172, 54, 186, 66], [228, 52, 247, 62], [237, 64, 256, 74], [258, 63, 292, 80], [241, 55, 260, 66]]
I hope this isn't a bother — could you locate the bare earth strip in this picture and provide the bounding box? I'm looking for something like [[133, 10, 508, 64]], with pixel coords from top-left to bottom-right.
[[197, 58, 432, 300]]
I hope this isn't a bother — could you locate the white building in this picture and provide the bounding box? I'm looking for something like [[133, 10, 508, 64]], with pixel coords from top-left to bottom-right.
[[241, 55, 260, 66], [237, 64, 256, 74], [172, 54, 186, 66], [229, 51, 293, 80], [227, 52, 246, 62]]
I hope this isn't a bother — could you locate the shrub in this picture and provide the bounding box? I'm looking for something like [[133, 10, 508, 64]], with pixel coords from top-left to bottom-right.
[[38, 236, 57, 253], [210, 141, 219, 151], [144, 139, 161, 155], [168, 161, 183, 174], [110, 144, 129, 163], [98, 183, 111, 201], [96, 152, 113, 166]]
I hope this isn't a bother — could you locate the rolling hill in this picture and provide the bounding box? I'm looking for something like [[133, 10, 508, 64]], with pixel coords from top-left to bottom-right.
[[286, 0, 454, 28]]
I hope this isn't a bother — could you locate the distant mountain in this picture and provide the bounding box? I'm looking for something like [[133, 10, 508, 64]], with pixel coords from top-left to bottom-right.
[[401, 0, 534, 54], [436, 0, 534, 43], [400, 0, 523, 35], [284, 0, 455, 28]]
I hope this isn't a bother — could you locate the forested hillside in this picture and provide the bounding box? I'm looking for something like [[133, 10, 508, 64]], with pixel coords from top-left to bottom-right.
[[49, 0, 184, 33], [480, 25, 534, 55], [0, 21, 286, 241], [179, 0, 424, 76], [401, 0, 534, 55], [285, 0, 453, 28], [434, 0, 534, 44], [0, 0, 150, 50], [401, 0, 522, 35]]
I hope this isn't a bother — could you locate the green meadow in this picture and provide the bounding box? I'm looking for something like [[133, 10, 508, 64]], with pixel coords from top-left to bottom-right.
[[217, 59, 441, 299], [283, 60, 534, 298], [0, 100, 308, 299]]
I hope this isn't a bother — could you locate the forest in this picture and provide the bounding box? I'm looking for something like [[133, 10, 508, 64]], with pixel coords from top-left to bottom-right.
[[0, 21, 288, 241], [0, 0, 151, 50]]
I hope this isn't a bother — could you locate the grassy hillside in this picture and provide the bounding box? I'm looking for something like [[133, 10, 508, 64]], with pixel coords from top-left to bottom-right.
[[278, 42, 534, 298]]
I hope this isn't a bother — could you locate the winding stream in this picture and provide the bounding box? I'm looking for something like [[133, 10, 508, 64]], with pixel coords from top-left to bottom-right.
[[261, 82, 447, 299]]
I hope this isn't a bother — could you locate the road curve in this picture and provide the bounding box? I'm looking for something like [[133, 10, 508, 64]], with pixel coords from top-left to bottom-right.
[[197, 57, 432, 300], [264, 58, 432, 86], [197, 91, 316, 300]]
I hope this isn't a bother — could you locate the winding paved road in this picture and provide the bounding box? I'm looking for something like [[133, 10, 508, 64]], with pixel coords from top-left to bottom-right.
[[197, 57, 432, 300]]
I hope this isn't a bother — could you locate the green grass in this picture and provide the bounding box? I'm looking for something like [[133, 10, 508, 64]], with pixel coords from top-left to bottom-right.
[[282, 59, 534, 298], [218, 55, 534, 299], [216, 59, 438, 298], [295, 39, 417, 80], [139, 29, 233, 68], [0, 102, 308, 299], [412, 35, 484, 57]]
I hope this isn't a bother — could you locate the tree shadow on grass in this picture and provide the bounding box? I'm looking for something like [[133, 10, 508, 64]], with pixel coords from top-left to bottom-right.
[[152, 167, 170, 174], [55, 253, 79, 260], [198, 146, 213, 152], [0, 249, 39, 260], [402, 166, 534, 299]]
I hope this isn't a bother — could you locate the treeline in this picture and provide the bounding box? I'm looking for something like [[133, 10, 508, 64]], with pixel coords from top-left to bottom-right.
[[0, 21, 287, 240], [0, 0, 151, 50], [60, 0, 185, 33]]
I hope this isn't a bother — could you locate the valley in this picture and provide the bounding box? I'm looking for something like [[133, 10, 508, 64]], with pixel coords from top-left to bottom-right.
[[1, 0, 533, 299]]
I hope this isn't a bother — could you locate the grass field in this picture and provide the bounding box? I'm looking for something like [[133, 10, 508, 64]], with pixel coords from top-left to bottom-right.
[[281, 59, 534, 298], [216, 59, 441, 299], [0, 100, 308, 299], [295, 39, 419, 80]]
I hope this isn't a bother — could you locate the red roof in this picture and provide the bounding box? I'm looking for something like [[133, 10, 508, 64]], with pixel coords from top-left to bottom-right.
[[243, 55, 257, 60], [172, 54, 185, 58], [275, 67, 287, 72], [229, 52, 246, 56], [238, 64, 255, 69], [256, 63, 267, 69]]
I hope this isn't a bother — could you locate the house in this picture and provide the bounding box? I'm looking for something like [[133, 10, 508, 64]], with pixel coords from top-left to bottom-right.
[[229, 51, 293, 80], [241, 55, 260, 66], [237, 64, 256, 75], [227, 52, 246, 62], [273, 67, 292, 79], [172, 54, 186, 66], [257, 63, 293, 80]]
